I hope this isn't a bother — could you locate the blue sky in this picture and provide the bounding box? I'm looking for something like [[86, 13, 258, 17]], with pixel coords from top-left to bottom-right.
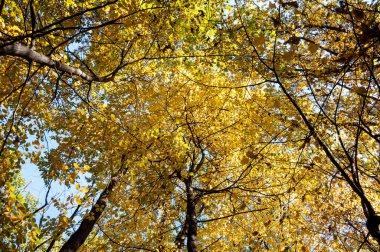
[[21, 133, 90, 224]]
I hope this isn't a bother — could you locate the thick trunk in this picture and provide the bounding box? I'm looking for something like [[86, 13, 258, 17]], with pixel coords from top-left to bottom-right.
[[185, 180, 197, 252], [366, 215, 380, 245], [59, 156, 126, 252], [0, 44, 113, 82]]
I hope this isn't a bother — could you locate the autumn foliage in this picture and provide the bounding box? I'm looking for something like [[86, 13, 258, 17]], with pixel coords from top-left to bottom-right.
[[1, 0, 380, 251]]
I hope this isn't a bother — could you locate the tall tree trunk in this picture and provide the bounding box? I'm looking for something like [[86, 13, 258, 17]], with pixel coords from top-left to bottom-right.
[[59, 155, 126, 252], [185, 179, 197, 252]]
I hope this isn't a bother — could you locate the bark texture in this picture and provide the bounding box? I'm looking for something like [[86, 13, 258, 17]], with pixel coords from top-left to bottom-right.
[[0, 44, 113, 82], [59, 155, 126, 252], [185, 179, 197, 252]]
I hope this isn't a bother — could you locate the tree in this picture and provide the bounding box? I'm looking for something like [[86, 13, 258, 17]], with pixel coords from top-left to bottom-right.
[[225, 0, 380, 249], [1, 172, 39, 251], [1, 0, 380, 251]]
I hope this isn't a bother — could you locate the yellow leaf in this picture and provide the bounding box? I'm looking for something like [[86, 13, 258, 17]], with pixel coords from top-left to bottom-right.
[[81, 187, 89, 193], [75, 184, 80, 190], [69, 176, 75, 184], [10, 192, 16, 199], [73, 163, 79, 169]]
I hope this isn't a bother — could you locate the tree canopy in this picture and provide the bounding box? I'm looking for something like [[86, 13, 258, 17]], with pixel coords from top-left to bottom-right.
[[1, 0, 380, 251]]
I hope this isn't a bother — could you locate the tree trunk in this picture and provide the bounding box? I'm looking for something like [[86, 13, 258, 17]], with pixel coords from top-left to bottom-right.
[[185, 179, 197, 252], [175, 220, 188, 250], [59, 155, 126, 252]]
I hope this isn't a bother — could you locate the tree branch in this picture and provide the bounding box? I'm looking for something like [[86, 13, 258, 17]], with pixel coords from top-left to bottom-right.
[[0, 44, 114, 82], [59, 155, 127, 252]]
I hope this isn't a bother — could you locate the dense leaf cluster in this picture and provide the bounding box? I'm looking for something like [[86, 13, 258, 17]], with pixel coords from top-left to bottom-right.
[[1, 0, 380, 251]]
